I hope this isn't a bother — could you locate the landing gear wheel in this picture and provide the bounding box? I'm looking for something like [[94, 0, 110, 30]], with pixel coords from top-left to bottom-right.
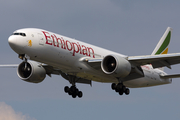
[[75, 88, 79, 95], [72, 93, 77, 98], [64, 75, 85, 98], [125, 88, 130, 95], [111, 82, 130, 96], [64, 85, 83, 98], [68, 90, 72, 95], [115, 87, 119, 92], [64, 86, 70, 93], [70, 86, 76, 92], [116, 83, 123, 91], [119, 90, 124, 95], [122, 86, 126, 92], [78, 91, 83, 98], [111, 83, 116, 90]]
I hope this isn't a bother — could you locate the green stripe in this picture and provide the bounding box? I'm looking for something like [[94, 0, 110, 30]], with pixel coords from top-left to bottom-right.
[[155, 31, 171, 55]]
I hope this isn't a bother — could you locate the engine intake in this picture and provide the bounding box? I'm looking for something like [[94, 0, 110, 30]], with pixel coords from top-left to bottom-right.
[[17, 61, 46, 83], [101, 55, 131, 77]]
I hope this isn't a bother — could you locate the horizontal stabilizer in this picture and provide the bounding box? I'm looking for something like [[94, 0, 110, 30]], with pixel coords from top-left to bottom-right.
[[160, 74, 180, 79]]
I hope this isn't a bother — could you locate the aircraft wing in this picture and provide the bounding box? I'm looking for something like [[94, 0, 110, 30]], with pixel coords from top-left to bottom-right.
[[85, 58, 102, 70], [0, 63, 92, 85], [40, 64, 92, 85], [160, 74, 180, 79], [128, 53, 180, 69], [0, 64, 18, 68]]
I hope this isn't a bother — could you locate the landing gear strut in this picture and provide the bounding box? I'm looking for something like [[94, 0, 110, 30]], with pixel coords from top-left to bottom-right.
[[111, 83, 130, 95], [64, 75, 83, 98]]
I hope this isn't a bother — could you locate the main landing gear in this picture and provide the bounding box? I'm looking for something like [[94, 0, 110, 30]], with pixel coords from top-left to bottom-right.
[[111, 83, 130, 95], [64, 86, 83, 98], [63, 75, 83, 98]]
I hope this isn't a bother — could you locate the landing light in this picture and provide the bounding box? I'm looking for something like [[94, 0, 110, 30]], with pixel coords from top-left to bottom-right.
[[19, 54, 25, 60]]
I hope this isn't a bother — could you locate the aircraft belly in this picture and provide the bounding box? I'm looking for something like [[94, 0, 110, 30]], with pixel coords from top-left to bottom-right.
[[124, 76, 170, 88]]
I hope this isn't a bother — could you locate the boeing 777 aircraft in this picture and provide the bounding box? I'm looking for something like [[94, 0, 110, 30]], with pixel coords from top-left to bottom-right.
[[5, 27, 180, 98]]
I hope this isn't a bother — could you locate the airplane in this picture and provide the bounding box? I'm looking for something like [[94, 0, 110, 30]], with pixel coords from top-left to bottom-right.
[[5, 27, 180, 98]]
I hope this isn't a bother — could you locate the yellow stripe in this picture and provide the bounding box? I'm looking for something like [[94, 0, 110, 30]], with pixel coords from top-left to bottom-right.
[[161, 48, 168, 54]]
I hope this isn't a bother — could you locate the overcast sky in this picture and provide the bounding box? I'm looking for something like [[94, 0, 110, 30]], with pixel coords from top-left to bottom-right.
[[0, 0, 180, 120]]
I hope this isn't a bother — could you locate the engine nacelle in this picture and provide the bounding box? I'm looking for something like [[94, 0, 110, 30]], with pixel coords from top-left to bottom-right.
[[101, 55, 131, 77], [17, 61, 46, 83]]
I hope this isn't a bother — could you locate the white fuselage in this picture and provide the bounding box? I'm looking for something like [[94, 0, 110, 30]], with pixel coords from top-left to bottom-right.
[[8, 28, 172, 88]]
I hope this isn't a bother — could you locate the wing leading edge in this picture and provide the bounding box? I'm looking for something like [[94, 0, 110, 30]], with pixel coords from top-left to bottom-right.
[[128, 53, 180, 69], [85, 53, 180, 70]]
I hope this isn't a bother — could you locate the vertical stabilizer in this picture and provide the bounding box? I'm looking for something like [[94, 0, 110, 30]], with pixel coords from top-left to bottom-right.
[[152, 27, 172, 55], [151, 27, 172, 71]]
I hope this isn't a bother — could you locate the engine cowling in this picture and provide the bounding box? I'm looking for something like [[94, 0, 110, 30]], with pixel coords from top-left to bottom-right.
[[101, 55, 131, 77], [17, 61, 46, 83]]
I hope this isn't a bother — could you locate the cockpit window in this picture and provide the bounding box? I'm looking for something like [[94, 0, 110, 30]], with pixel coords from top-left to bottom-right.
[[13, 32, 26, 36]]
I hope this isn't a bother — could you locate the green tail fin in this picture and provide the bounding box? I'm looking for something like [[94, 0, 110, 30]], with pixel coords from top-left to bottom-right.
[[151, 27, 172, 71], [151, 27, 172, 55]]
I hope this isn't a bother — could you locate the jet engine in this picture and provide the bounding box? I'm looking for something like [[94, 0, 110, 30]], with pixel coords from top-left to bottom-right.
[[101, 55, 131, 77], [17, 61, 46, 83]]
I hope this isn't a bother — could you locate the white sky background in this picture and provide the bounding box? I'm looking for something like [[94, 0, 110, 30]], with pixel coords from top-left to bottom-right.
[[0, 0, 180, 120]]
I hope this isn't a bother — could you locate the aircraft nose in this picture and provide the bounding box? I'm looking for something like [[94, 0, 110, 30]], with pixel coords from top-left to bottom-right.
[[8, 35, 17, 48], [8, 35, 24, 54]]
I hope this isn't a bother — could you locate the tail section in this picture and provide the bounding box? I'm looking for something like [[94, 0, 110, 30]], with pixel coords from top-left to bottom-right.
[[151, 27, 172, 71], [151, 27, 172, 55]]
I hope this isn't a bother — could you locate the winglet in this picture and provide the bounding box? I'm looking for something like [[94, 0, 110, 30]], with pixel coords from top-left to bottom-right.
[[151, 27, 172, 55]]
